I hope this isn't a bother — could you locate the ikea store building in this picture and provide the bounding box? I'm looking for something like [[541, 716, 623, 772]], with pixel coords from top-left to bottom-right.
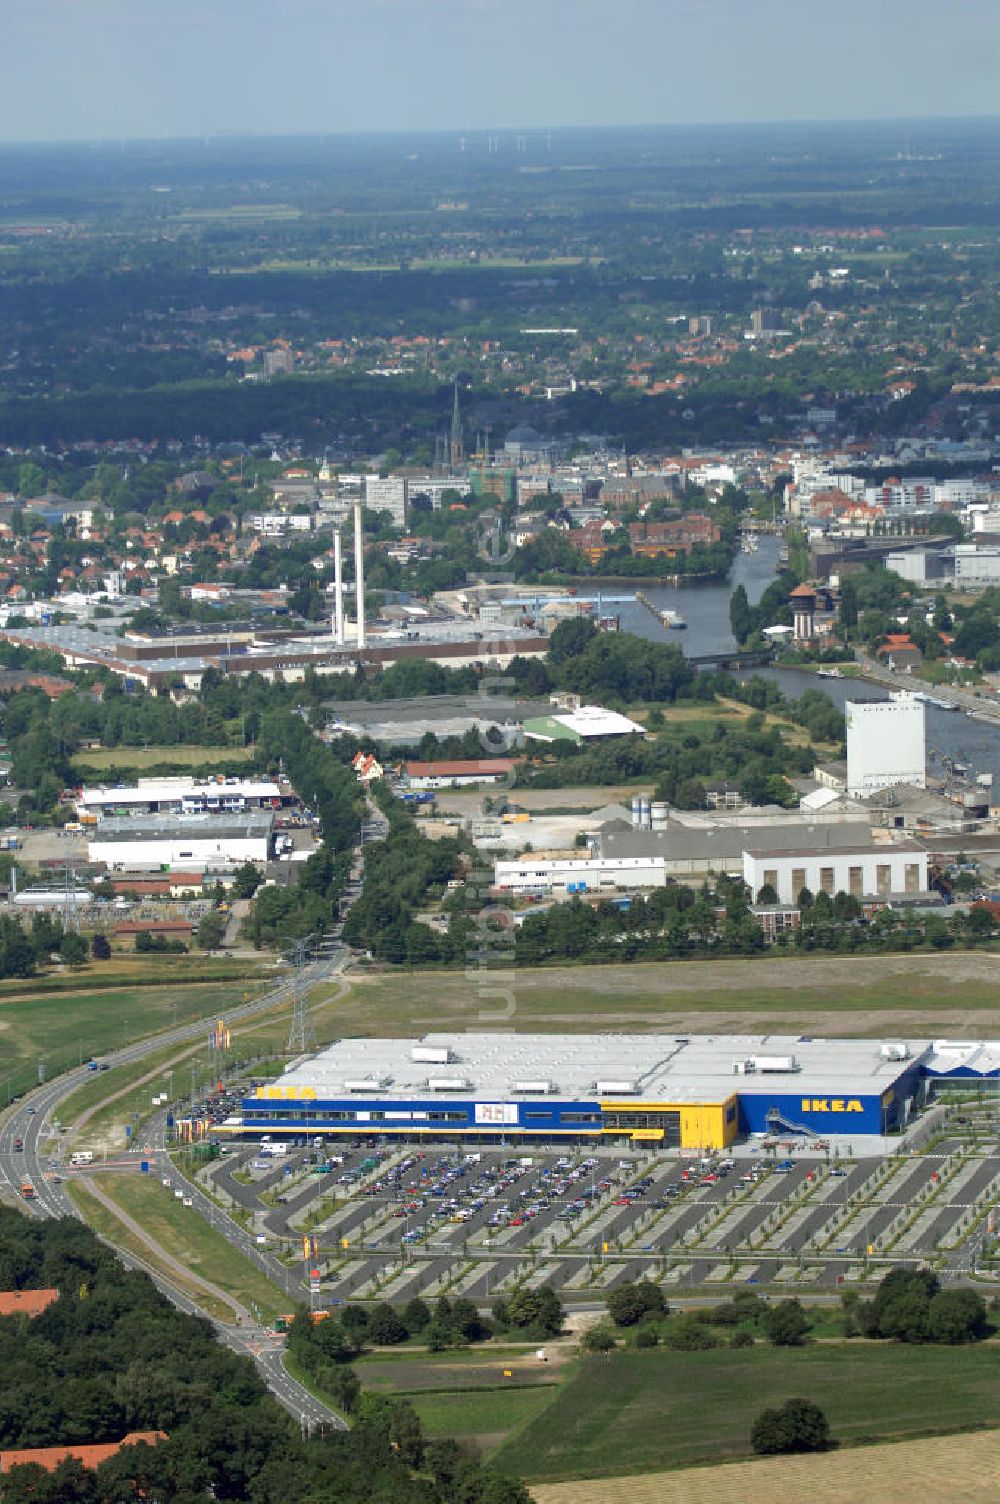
[[232, 1033, 1000, 1149]]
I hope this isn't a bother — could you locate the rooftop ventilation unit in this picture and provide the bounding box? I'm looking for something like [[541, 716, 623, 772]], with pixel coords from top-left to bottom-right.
[[880, 1043, 909, 1061], [428, 1077, 469, 1091], [596, 1080, 638, 1094], [734, 1056, 799, 1074], [412, 1046, 451, 1065], [511, 1080, 553, 1094], [344, 1078, 385, 1092]]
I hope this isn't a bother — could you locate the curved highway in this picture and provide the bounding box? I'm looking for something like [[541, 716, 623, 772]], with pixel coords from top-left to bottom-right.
[[0, 953, 349, 1431]]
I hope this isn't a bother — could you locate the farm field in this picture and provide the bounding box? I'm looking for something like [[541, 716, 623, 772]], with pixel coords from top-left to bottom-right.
[[356, 1346, 568, 1452], [529, 1428, 1000, 1504], [493, 1344, 1000, 1482], [329, 952, 1000, 1039], [71, 743, 253, 773]]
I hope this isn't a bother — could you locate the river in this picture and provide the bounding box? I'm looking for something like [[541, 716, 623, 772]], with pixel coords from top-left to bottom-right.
[[610, 535, 1000, 786]]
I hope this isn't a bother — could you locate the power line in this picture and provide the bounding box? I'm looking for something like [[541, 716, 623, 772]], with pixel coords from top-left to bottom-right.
[[286, 937, 317, 1056]]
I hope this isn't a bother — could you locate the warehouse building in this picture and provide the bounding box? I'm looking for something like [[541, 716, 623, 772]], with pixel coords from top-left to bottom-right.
[[77, 776, 285, 819], [236, 1032, 931, 1147], [846, 694, 926, 796], [742, 841, 928, 905], [88, 811, 274, 870]]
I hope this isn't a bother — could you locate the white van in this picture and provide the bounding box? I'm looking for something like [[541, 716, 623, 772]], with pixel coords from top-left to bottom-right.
[[70, 1151, 94, 1167]]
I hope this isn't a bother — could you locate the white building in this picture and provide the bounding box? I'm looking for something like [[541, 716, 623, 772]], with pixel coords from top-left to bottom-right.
[[88, 812, 274, 870], [952, 544, 1000, 586], [364, 475, 408, 527], [77, 777, 283, 819], [846, 695, 925, 796], [248, 513, 314, 536], [742, 842, 928, 905], [494, 855, 668, 896]]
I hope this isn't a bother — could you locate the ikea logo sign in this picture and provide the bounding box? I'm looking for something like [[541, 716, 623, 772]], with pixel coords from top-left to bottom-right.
[[801, 1098, 863, 1114]]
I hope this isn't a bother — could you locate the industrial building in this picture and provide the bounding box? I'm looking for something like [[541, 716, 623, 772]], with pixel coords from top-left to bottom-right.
[[495, 819, 884, 896], [236, 1032, 945, 1146], [494, 854, 669, 896], [742, 841, 929, 906], [76, 776, 284, 819], [522, 705, 645, 744], [846, 693, 926, 796], [88, 811, 274, 869]]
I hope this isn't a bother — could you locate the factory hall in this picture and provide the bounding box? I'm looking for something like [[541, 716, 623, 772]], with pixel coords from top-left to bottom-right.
[[227, 1033, 982, 1149]]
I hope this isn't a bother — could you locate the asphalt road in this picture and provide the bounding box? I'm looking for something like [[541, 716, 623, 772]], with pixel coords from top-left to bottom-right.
[[0, 800, 394, 1429], [0, 952, 349, 1431]]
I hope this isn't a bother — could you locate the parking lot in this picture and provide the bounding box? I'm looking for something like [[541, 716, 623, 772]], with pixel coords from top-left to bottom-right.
[[182, 1099, 1000, 1302]]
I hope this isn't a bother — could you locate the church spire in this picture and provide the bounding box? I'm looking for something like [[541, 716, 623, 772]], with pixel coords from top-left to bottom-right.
[[450, 380, 465, 469]]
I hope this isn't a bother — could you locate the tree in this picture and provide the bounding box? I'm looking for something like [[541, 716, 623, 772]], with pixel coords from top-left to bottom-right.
[[196, 910, 226, 951], [547, 616, 597, 665], [764, 1299, 810, 1347], [751, 1398, 831, 1455], [231, 862, 263, 900], [365, 1304, 408, 1345], [926, 1288, 987, 1344], [756, 882, 778, 905], [91, 932, 112, 961], [492, 1286, 563, 1337], [839, 576, 858, 630], [401, 1297, 431, 1336], [857, 1266, 942, 1342], [59, 932, 88, 967], [607, 1280, 666, 1327], [729, 583, 752, 644]]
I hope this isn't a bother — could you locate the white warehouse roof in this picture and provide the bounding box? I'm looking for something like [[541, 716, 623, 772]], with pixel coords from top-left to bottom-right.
[[554, 705, 644, 738], [273, 1032, 930, 1105], [79, 776, 282, 808]]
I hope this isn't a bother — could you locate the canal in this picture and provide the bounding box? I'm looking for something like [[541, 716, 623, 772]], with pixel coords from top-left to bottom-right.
[[613, 534, 1000, 785]]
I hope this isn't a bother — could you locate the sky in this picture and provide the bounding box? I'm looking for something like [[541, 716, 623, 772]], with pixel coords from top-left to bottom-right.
[[1, 0, 997, 143]]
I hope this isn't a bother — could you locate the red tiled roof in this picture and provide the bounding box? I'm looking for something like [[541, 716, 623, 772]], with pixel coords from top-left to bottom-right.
[[0, 1289, 58, 1318], [1, 1431, 166, 1474]]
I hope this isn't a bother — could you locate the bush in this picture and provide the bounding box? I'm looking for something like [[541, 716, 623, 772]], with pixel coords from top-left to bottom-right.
[[730, 1329, 754, 1349], [633, 1325, 658, 1349], [581, 1323, 617, 1353], [764, 1298, 810, 1346], [751, 1398, 832, 1456], [663, 1316, 718, 1351]]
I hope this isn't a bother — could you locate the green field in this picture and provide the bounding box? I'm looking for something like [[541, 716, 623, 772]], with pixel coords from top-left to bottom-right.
[[491, 1345, 1000, 1481], [412, 1387, 556, 1443], [0, 962, 262, 1101], [71, 743, 253, 773], [71, 1171, 286, 1323], [355, 1347, 567, 1449], [330, 952, 1000, 1039], [68, 1181, 236, 1324]]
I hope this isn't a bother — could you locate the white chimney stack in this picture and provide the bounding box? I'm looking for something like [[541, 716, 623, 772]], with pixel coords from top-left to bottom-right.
[[333, 528, 345, 645], [353, 500, 366, 650]]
